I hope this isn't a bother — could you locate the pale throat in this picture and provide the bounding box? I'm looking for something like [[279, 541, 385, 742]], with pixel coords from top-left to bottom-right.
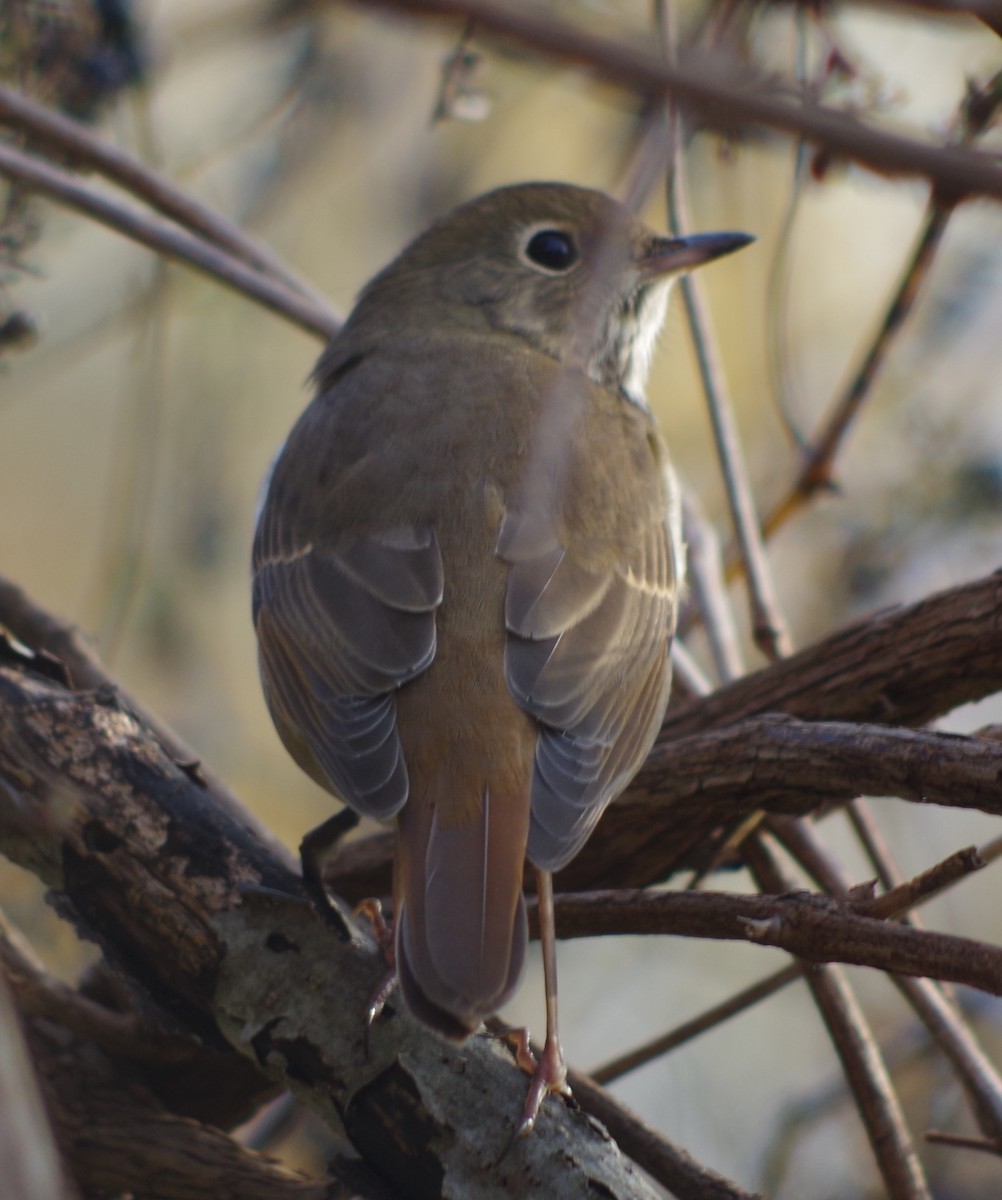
[[589, 279, 671, 410]]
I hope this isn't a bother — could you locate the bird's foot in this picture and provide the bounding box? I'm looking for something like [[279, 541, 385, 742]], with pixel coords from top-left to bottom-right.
[[505, 1026, 571, 1141], [352, 898, 397, 1053], [363, 967, 399, 1055], [353, 897, 394, 956]]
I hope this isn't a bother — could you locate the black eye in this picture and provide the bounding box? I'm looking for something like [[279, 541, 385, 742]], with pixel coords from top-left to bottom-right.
[[524, 229, 578, 272]]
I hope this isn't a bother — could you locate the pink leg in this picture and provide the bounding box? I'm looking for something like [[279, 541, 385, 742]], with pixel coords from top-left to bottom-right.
[[512, 868, 570, 1138]]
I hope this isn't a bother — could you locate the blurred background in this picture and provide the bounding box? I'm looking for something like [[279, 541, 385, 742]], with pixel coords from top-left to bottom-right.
[[1, 0, 1001, 1195]]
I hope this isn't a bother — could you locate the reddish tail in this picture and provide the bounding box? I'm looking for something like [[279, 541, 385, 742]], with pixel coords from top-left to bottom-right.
[[394, 783, 529, 1039]]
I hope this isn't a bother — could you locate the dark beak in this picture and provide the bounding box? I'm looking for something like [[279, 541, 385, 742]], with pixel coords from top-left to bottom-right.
[[640, 230, 754, 279]]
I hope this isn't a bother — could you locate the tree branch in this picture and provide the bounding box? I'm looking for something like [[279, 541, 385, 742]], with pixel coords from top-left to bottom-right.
[[0, 651, 732, 1200], [0, 141, 339, 340], [365, 0, 1002, 202]]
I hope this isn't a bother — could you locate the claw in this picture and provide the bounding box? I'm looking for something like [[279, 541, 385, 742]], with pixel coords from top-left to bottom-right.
[[511, 1028, 570, 1141], [363, 968, 399, 1056]]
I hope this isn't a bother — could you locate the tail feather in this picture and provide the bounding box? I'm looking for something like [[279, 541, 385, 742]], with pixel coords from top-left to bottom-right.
[[395, 784, 529, 1039]]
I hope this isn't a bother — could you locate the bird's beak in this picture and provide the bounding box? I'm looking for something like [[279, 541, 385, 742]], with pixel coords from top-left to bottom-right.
[[639, 230, 754, 280]]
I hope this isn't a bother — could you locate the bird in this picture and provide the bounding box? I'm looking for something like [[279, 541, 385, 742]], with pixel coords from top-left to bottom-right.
[[252, 181, 752, 1134]]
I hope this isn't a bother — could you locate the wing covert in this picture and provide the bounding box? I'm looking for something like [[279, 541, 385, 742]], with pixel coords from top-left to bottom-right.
[[500, 438, 677, 872], [254, 499, 443, 820]]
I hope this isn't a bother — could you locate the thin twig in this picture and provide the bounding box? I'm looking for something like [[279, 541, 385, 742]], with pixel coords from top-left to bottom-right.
[[591, 964, 802, 1085], [846, 797, 906, 894], [845, 797, 935, 946], [763, 202, 952, 536], [924, 1130, 1002, 1154], [657, 0, 791, 662], [0, 84, 337, 318], [567, 1068, 765, 1200], [745, 838, 932, 1200], [865, 845, 984, 920], [0, 142, 339, 340], [672, 183, 792, 660], [680, 489, 745, 685], [670, 637, 714, 698], [769, 819, 1002, 1146]]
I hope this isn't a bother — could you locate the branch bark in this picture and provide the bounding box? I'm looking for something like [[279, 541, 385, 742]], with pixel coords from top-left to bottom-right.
[[548, 888, 1002, 996], [0, 652, 727, 1200]]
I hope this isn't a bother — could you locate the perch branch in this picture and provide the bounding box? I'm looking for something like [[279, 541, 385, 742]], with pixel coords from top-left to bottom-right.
[[0, 652, 733, 1200]]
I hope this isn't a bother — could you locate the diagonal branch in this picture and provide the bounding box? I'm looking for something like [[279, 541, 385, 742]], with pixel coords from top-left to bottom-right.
[[0, 142, 339, 340], [0, 85, 338, 320], [366, 0, 1002, 201]]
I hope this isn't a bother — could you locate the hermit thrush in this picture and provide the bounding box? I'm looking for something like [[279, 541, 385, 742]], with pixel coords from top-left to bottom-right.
[[252, 182, 751, 1134]]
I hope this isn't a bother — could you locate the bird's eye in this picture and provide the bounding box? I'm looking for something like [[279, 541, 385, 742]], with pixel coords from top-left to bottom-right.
[[523, 229, 579, 272]]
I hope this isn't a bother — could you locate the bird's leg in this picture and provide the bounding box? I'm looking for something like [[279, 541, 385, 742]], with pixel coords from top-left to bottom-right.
[[299, 807, 359, 918], [299, 811, 399, 1037], [513, 868, 570, 1138]]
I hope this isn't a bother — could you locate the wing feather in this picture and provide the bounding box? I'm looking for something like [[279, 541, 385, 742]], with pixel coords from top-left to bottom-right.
[[253, 424, 443, 820], [500, 407, 678, 872]]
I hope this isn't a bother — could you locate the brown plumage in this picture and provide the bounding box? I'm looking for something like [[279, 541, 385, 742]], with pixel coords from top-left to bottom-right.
[[252, 183, 750, 1111]]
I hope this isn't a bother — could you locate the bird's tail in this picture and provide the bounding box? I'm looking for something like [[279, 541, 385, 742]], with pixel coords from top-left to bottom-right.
[[394, 783, 529, 1039]]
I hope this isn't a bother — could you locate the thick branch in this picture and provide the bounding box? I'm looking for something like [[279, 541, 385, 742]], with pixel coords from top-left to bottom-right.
[[549, 888, 1002, 996], [663, 570, 1002, 738], [0, 656, 710, 1200], [24, 1011, 353, 1200]]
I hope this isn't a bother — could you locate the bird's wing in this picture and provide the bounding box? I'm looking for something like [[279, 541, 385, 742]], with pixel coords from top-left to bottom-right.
[[252, 404, 443, 820], [500, 392, 677, 872]]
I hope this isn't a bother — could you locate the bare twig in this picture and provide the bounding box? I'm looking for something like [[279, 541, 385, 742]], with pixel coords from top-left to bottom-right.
[[0, 85, 337, 320], [667, 132, 792, 660], [763, 202, 952, 536], [366, 0, 1002, 201], [924, 1130, 1002, 1154], [0, 142, 339, 340], [591, 964, 802, 1085], [769, 820, 1002, 1147], [566, 1068, 765, 1200], [745, 838, 931, 1200], [678, 481, 746, 686], [865, 845, 984, 920], [846, 798, 908, 895]]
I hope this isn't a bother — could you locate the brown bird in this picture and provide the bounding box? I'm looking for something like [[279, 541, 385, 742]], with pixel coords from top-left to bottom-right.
[[252, 182, 751, 1133]]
